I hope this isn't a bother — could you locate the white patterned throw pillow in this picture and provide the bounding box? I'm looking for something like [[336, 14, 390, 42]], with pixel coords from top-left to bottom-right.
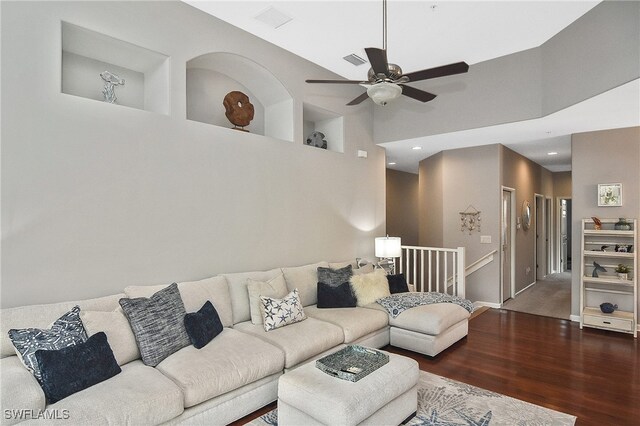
[[260, 289, 307, 332]]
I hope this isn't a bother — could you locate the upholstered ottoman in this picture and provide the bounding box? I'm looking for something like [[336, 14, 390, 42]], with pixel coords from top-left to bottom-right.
[[277, 349, 419, 426]]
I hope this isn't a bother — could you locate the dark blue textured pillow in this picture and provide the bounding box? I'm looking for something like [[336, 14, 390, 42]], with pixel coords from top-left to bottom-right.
[[184, 301, 224, 349], [317, 282, 357, 308], [387, 274, 409, 294], [35, 332, 121, 404]]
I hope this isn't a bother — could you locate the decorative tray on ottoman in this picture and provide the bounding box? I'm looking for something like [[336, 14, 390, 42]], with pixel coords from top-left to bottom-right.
[[316, 345, 389, 382]]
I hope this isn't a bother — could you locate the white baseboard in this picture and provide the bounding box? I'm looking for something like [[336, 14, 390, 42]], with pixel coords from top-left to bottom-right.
[[570, 315, 581, 323], [473, 301, 502, 309], [515, 281, 536, 297]]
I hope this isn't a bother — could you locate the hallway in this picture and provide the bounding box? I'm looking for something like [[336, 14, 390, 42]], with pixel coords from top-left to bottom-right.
[[502, 272, 572, 320]]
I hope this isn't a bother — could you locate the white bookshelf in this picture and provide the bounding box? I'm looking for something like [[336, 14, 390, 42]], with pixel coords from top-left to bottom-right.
[[580, 218, 637, 337]]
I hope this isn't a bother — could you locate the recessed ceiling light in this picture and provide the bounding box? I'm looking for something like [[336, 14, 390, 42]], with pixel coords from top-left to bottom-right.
[[412, 146, 422, 150], [547, 151, 558, 156], [388, 162, 396, 165]]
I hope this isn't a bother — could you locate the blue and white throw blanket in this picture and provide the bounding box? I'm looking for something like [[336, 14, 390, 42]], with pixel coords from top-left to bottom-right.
[[377, 292, 474, 318]]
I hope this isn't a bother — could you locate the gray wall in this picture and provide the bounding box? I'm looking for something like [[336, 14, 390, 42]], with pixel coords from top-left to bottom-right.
[[1, 1, 384, 308], [386, 170, 419, 246], [419, 145, 502, 305], [374, 1, 639, 145], [571, 127, 640, 317]]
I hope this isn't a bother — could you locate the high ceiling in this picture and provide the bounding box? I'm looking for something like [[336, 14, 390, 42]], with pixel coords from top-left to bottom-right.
[[186, 1, 639, 173]]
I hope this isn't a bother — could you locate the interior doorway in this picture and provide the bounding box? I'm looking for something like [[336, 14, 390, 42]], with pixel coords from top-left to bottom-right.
[[534, 194, 546, 281], [545, 197, 552, 275], [501, 187, 515, 303], [558, 198, 572, 272]]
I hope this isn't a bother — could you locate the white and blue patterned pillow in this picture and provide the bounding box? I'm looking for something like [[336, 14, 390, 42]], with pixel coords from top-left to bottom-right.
[[8, 306, 88, 381], [260, 289, 307, 332]]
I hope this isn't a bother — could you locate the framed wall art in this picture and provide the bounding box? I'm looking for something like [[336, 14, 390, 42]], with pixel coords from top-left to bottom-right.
[[597, 183, 622, 207]]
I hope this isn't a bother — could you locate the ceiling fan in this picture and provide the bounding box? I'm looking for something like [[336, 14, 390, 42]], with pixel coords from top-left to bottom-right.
[[306, 0, 469, 106]]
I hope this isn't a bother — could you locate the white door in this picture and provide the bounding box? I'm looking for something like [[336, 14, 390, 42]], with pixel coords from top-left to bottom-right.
[[502, 190, 513, 302]]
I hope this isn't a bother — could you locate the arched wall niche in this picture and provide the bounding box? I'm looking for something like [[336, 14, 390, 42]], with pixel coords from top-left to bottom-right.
[[186, 52, 294, 142]]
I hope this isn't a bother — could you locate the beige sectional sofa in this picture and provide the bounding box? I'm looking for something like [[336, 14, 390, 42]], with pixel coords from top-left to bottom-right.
[[1, 260, 470, 425]]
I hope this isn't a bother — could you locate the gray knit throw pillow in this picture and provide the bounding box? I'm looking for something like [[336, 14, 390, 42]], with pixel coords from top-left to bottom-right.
[[119, 283, 190, 366], [317, 265, 353, 287]]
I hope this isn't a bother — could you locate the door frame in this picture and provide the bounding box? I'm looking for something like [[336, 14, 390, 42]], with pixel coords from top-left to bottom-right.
[[556, 196, 572, 272], [545, 196, 553, 275], [534, 193, 545, 281], [501, 186, 516, 303]]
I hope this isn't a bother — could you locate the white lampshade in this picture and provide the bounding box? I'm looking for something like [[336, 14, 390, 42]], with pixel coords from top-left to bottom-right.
[[367, 82, 402, 106], [375, 236, 402, 258]]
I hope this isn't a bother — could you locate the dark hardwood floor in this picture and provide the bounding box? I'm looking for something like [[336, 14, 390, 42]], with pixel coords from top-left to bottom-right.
[[231, 309, 639, 426]]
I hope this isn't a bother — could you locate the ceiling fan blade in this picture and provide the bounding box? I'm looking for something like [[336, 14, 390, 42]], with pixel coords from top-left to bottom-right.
[[364, 47, 389, 77], [346, 92, 370, 106], [400, 84, 437, 103], [306, 79, 366, 84], [402, 62, 469, 82]]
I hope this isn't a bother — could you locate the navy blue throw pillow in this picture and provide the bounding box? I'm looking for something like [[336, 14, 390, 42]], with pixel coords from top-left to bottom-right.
[[317, 282, 357, 308], [35, 332, 121, 404], [387, 274, 409, 294], [184, 301, 224, 349]]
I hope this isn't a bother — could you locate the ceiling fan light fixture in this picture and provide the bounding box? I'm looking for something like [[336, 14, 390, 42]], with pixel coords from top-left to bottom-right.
[[367, 82, 402, 106]]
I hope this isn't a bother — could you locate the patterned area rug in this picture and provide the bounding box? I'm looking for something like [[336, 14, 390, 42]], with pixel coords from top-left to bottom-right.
[[245, 370, 576, 426]]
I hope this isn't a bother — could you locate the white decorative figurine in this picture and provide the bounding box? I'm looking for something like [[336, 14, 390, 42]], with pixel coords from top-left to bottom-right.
[[100, 71, 125, 104]]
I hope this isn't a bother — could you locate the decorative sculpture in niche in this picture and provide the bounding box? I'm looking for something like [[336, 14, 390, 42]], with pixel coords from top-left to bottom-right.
[[223, 91, 254, 132], [305, 131, 327, 149], [100, 71, 125, 104], [591, 217, 602, 230]]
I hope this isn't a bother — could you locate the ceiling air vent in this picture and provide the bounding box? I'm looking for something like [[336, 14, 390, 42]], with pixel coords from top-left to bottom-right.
[[343, 53, 367, 66], [254, 7, 292, 29]]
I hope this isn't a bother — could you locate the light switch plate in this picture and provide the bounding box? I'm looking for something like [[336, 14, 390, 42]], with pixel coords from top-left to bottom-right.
[[481, 235, 492, 244], [357, 150, 368, 158]]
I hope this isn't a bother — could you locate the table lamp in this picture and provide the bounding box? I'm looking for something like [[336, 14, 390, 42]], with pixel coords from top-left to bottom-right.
[[375, 236, 401, 274]]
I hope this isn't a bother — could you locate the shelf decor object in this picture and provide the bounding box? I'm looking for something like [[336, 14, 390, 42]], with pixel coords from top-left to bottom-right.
[[580, 218, 637, 337], [100, 71, 125, 104], [597, 183, 622, 207], [459, 205, 481, 235], [305, 131, 328, 149], [223, 91, 254, 132]]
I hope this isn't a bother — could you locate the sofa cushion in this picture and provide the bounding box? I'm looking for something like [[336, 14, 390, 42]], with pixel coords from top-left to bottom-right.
[[389, 303, 471, 335], [328, 260, 357, 269], [234, 317, 343, 369], [119, 283, 191, 367], [43, 360, 183, 425], [261, 289, 307, 332], [156, 328, 284, 408], [282, 262, 329, 307], [0, 356, 45, 425], [305, 305, 389, 343], [317, 282, 357, 308], [387, 273, 410, 294], [317, 265, 353, 287], [354, 263, 375, 275], [247, 274, 288, 324], [184, 301, 223, 349], [223, 268, 282, 325], [80, 310, 140, 366], [124, 275, 232, 328], [350, 269, 391, 306], [1, 294, 123, 359], [8, 306, 88, 381], [36, 332, 121, 404]]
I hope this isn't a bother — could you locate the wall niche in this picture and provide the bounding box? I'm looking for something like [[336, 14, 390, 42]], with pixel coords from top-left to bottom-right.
[[186, 52, 293, 142], [302, 103, 344, 153], [61, 22, 170, 114]]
